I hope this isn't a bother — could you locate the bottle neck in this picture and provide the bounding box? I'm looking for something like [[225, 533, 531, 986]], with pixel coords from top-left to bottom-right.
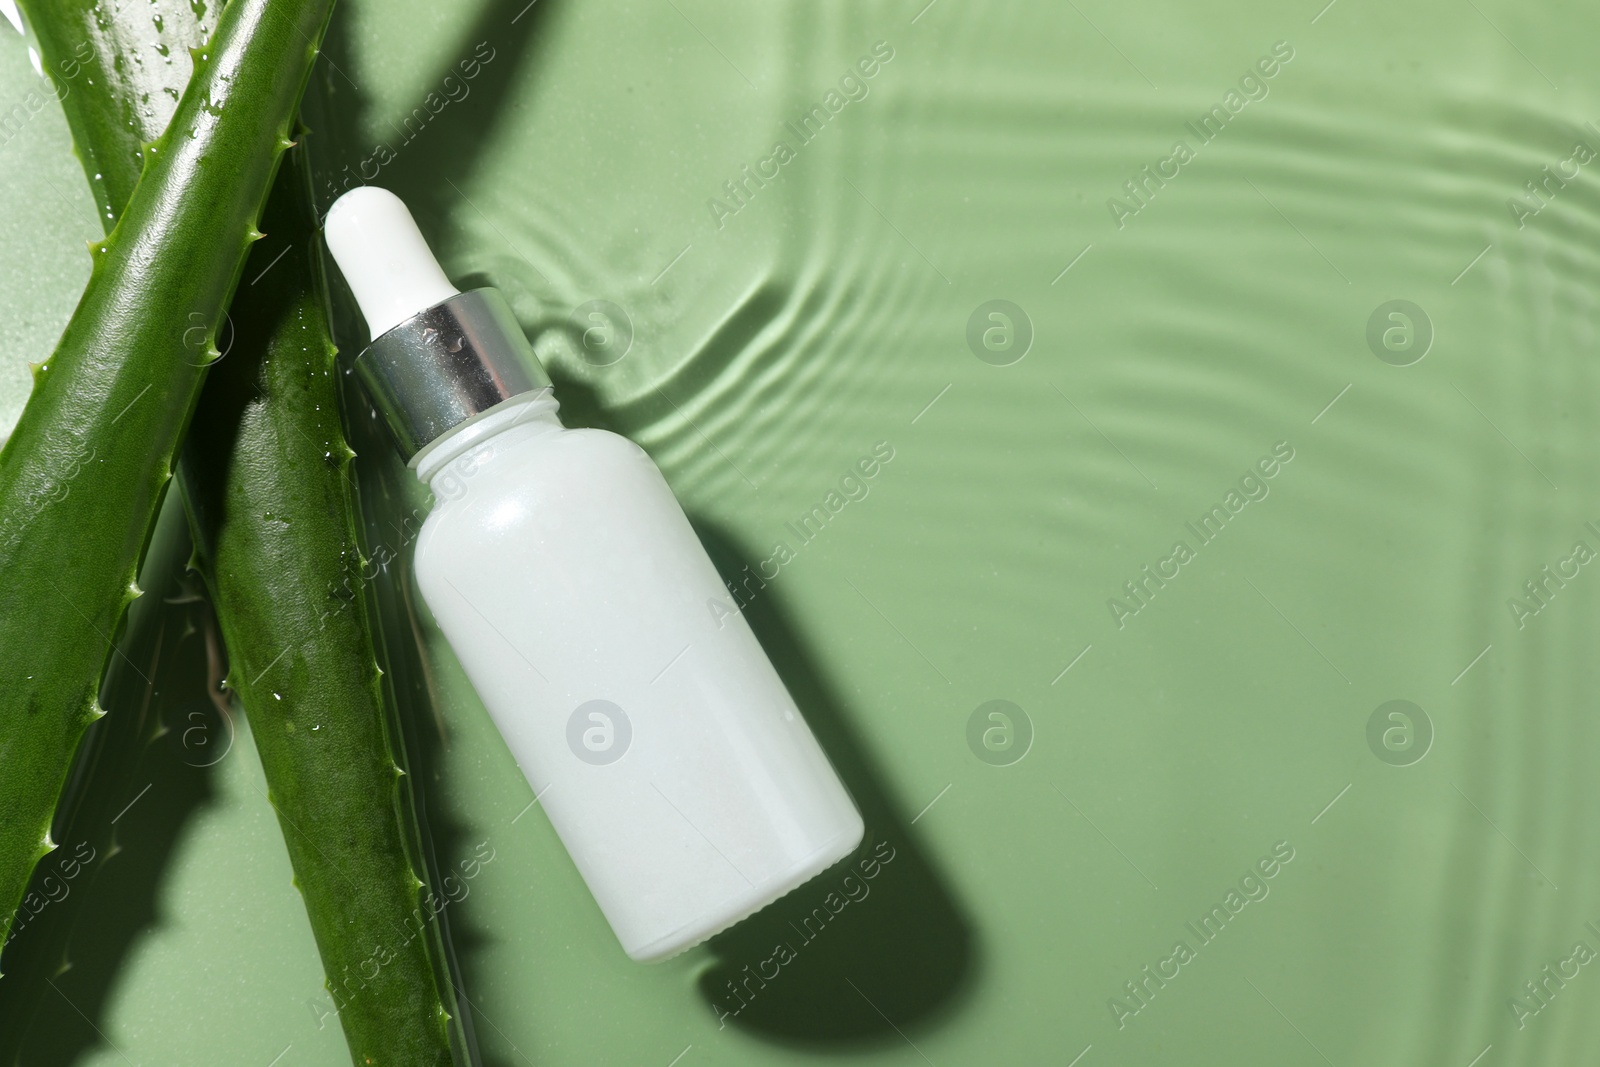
[[413, 389, 563, 492]]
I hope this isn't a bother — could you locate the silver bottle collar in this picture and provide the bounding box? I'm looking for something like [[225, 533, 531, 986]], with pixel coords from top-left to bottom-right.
[[355, 288, 552, 460]]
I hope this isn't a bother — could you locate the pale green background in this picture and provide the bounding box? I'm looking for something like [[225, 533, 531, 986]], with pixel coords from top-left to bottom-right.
[[2, 0, 1599, 1064]]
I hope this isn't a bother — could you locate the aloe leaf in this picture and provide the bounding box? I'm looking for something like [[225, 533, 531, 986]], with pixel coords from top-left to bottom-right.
[[21, 1, 222, 228], [183, 149, 464, 1066], [16, 1, 471, 1062], [0, 0, 333, 964]]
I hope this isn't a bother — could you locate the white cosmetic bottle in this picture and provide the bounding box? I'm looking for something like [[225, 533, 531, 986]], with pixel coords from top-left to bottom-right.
[[324, 188, 863, 962]]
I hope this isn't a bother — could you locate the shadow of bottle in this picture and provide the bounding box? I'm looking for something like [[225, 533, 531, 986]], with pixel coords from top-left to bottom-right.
[[687, 518, 979, 1047]]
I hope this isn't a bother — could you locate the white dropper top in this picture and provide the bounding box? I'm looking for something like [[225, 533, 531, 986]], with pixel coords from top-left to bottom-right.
[[324, 186, 460, 339]]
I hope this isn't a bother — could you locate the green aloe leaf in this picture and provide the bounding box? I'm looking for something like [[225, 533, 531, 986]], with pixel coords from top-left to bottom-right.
[[0, 0, 333, 938], [181, 148, 464, 1067], [18, 1, 469, 1063]]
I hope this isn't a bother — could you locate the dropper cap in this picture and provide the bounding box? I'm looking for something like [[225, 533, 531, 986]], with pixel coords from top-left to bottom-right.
[[324, 186, 551, 461]]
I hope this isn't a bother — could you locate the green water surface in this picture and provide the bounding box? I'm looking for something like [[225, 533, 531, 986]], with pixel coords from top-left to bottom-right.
[[2, 0, 1599, 1063]]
